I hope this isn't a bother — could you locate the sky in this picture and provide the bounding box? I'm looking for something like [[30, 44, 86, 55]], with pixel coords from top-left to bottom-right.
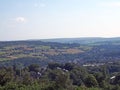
[[0, 0, 120, 41]]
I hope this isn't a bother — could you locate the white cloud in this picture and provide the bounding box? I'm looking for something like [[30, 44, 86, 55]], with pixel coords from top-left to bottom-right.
[[15, 17, 27, 23], [98, 2, 120, 8]]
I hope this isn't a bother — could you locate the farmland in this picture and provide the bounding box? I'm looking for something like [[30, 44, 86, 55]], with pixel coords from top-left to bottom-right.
[[0, 38, 120, 66]]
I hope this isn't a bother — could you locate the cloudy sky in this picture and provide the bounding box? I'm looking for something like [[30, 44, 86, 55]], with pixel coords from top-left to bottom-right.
[[0, 0, 120, 41]]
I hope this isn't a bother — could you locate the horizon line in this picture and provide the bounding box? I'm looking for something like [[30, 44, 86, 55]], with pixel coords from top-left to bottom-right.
[[0, 36, 120, 42]]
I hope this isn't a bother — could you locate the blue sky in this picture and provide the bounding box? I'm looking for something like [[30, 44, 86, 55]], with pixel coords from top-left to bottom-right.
[[0, 0, 120, 41]]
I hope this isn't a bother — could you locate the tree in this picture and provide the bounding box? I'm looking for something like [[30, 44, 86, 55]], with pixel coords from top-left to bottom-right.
[[28, 64, 40, 72], [84, 74, 98, 87], [70, 67, 87, 86], [0, 67, 14, 86], [64, 63, 74, 71], [48, 63, 62, 70], [113, 73, 120, 85]]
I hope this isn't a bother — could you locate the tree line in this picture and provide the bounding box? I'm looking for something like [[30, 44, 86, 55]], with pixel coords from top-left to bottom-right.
[[0, 62, 120, 90]]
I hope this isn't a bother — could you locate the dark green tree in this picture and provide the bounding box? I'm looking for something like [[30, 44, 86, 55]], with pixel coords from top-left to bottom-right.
[[84, 74, 98, 87]]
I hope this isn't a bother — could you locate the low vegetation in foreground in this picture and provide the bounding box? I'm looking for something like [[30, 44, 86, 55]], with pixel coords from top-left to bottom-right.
[[0, 62, 120, 90]]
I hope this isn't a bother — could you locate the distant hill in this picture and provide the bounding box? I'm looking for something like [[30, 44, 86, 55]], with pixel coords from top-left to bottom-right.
[[39, 37, 120, 44]]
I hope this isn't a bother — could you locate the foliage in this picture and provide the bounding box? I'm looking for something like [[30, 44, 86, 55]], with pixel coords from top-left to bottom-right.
[[0, 63, 119, 90]]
